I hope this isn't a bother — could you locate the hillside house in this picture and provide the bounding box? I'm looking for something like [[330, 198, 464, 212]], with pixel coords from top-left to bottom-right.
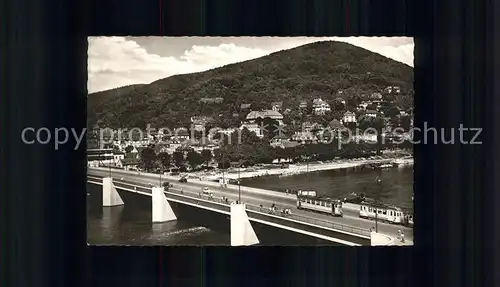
[[158, 129, 167, 135], [240, 123, 264, 138], [312, 98, 331, 115], [191, 137, 218, 154], [113, 151, 125, 163], [302, 121, 314, 132], [365, 110, 378, 117], [302, 122, 323, 133], [291, 131, 317, 144], [191, 116, 213, 132], [123, 141, 144, 149], [299, 101, 308, 109], [371, 100, 382, 107], [240, 103, 252, 110], [384, 86, 401, 94], [153, 145, 169, 155], [200, 97, 223, 104], [116, 158, 140, 171], [270, 134, 289, 147], [123, 134, 150, 146], [173, 128, 190, 141], [87, 148, 115, 167], [271, 101, 283, 112], [342, 111, 357, 123], [245, 110, 284, 126], [358, 102, 369, 110], [164, 141, 182, 154]]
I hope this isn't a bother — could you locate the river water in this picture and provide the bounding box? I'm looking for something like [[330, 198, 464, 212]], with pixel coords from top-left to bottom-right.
[[87, 166, 413, 245], [241, 166, 414, 210]]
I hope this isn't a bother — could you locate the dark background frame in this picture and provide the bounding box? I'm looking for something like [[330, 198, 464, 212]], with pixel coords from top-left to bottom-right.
[[2, 0, 497, 286]]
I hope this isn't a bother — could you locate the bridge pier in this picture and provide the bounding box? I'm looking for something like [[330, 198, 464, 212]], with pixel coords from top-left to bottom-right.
[[230, 203, 259, 246], [152, 187, 177, 223], [102, 177, 124, 207]]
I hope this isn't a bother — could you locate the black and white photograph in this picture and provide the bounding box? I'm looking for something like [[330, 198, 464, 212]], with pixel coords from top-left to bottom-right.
[[86, 36, 414, 246]]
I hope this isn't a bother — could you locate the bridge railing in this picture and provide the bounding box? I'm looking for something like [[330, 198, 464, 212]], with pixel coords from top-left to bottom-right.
[[243, 204, 371, 237], [88, 176, 370, 237], [110, 178, 232, 212]]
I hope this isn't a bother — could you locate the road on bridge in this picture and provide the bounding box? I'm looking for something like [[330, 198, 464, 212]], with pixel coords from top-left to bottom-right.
[[88, 168, 413, 244]]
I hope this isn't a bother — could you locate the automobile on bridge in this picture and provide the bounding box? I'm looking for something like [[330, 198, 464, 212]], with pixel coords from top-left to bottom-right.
[[202, 187, 214, 196], [162, 182, 173, 190]]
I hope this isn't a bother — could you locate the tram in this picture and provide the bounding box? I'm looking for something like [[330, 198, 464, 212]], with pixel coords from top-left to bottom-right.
[[296, 190, 343, 217], [403, 210, 414, 227], [359, 199, 406, 224]]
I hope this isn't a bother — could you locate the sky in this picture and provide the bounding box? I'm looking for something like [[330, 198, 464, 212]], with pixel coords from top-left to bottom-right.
[[88, 37, 414, 94]]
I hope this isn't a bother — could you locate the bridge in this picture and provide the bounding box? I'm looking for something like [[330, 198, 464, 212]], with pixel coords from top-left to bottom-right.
[[87, 167, 407, 246]]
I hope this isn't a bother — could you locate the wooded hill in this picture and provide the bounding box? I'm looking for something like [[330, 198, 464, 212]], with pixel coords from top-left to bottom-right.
[[88, 40, 414, 129]]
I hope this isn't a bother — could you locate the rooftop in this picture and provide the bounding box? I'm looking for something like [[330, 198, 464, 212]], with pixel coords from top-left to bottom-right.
[[246, 110, 283, 120]]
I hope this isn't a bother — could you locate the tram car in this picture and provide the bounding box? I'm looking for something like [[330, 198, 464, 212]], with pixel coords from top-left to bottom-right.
[[403, 211, 414, 227], [296, 190, 343, 217], [359, 199, 406, 224]]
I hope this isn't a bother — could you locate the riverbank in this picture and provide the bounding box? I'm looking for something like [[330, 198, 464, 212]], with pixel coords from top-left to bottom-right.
[[188, 151, 413, 181]]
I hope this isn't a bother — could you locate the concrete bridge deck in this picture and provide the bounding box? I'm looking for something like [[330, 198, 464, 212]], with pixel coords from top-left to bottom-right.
[[88, 176, 372, 245]]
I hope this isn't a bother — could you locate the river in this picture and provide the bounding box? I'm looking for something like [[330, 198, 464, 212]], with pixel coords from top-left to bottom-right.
[[241, 166, 413, 209], [87, 166, 413, 245]]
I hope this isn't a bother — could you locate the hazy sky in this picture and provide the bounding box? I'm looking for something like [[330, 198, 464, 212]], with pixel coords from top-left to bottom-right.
[[88, 37, 414, 94]]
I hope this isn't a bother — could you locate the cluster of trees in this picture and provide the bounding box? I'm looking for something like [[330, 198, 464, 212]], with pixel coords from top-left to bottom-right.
[[136, 127, 412, 172], [137, 147, 214, 172]]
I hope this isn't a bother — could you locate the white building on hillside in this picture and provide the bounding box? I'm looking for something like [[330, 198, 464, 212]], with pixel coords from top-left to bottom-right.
[[342, 111, 357, 123], [240, 123, 263, 138], [312, 98, 331, 115]]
